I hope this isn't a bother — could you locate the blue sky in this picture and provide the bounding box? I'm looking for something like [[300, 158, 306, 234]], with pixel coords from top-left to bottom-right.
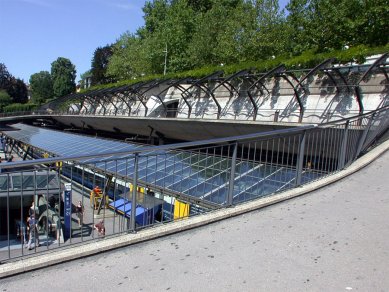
[[1, 0, 289, 84], [0, 0, 146, 82]]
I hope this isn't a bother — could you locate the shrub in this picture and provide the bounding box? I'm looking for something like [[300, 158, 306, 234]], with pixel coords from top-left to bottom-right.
[[3, 103, 38, 113], [78, 44, 388, 94]]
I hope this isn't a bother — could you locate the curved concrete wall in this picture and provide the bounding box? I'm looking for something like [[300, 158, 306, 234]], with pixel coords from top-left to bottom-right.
[[63, 69, 388, 127]]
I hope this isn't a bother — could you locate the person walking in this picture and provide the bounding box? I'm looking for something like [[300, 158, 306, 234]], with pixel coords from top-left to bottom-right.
[[25, 216, 40, 250], [75, 200, 84, 227], [94, 219, 105, 237]]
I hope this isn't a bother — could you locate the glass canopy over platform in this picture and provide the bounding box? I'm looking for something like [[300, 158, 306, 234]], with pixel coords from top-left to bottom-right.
[[0, 171, 60, 198], [3, 124, 321, 205]]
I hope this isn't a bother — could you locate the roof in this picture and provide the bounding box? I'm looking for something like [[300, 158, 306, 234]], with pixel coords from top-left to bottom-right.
[[3, 124, 321, 205]]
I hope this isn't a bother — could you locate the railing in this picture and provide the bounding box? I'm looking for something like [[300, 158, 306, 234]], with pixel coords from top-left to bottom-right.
[[0, 106, 367, 126], [0, 105, 388, 262]]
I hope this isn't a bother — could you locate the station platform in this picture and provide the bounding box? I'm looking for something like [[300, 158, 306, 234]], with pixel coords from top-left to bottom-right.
[[0, 143, 132, 259]]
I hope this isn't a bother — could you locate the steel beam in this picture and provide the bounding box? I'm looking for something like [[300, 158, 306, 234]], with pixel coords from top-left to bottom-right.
[[247, 65, 286, 120], [278, 74, 304, 123], [297, 58, 335, 90], [188, 71, 224, 119], [358, 53, 388, 84], [353, 53, 389, 115]]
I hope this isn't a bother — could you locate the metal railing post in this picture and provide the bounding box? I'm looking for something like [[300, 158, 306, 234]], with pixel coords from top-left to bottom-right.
[[295, 131, 306, 186], [338, 120, 350, 169], [226, 142, 238, 206], [7, 173, 10, 259], [20, 173, 24, 256], [130, 153, 139, 232], [355, 113, 376, 159], [45, 169, 49, 249]]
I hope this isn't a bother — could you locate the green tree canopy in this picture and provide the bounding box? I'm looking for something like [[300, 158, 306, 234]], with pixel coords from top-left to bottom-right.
[[6, 78, 28, 103], [0, 89, 12, 111], [107, 33, 151, 80], [29, 71, 54, 104], [91, 45, 114, 85], [107, 0, 289, 80], [0, 63, 13, 89], [105, 0, 388, 81], [51, 57, 76, 97], [286, 0, 389, 53], [0, 63, 28, 103]]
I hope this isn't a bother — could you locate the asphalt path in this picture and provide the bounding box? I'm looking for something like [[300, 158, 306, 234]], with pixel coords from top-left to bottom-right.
[[1, 151, 388, 291]]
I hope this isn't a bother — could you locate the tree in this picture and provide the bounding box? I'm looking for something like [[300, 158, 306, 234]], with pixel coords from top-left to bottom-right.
[[29, 71, 54, 104], [250, 0, 288, 59], [188, 0, 286, 66], [141, 0, 169, 35], [0, 90, 12, 111], [158, 0, 197, 72], [139, 0, 197, 73], [285, 0, 310, 55], [91, 45, 114, 85], [352, 0, 389, 46], [51, 57, 76, 97], [6, 78, 28, 103], [187, 0, 213, 12], [188, 1, 239, 67], [0, 63, 28, 104], [303, 0, 359, 51], [285, 0, 389, 53], [107, 33, 152, 80], [0, 63, 12, 89], [104, 0, 388, 81]]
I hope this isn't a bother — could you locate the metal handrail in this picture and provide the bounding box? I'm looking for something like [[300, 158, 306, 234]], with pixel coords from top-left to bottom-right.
[[1, 105, 388, 170], [0, 104, 387, 261]]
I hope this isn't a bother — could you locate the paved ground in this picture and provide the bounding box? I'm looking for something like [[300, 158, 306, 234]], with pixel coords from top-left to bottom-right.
[[0, 150, 388, 291]]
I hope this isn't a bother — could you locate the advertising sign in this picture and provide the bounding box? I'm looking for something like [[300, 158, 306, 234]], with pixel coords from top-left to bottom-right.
[[64, 183, 72, 239]]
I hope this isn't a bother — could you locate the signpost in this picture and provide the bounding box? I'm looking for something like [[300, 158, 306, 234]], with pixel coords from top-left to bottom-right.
[[64, 183, 72, 239]]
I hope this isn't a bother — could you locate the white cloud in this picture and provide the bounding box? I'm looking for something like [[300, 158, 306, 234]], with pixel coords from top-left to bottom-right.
[[112, 3, 137, 10], [84, 0, 143, 11], [17, 0, 54, 8]]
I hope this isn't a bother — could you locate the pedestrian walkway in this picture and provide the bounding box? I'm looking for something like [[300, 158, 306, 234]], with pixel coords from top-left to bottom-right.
[[0, 145, 388, 290]]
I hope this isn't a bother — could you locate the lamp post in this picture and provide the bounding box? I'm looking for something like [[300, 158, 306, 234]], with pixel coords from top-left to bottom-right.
[[163, 43, 167, 76]]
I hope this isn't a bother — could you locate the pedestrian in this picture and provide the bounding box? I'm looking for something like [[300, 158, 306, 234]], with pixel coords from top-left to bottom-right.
[[29, 201, 37, 217], [53, 213, 61, 244], [0, 135, 4, 152], [91, 185, 103, 210], [94, 219, 105, 236], [25, 216, 40, 250], [75, 200, 84, 227]]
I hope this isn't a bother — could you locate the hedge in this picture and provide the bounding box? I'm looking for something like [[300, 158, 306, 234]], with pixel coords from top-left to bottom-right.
[[75, 44, 389, 95]]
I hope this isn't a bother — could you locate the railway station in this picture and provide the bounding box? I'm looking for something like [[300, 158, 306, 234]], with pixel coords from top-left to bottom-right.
[[0, 55, 388, 267]]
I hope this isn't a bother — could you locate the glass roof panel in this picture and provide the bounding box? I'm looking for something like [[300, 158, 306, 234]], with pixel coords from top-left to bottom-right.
[[3, 123, 300, 205]]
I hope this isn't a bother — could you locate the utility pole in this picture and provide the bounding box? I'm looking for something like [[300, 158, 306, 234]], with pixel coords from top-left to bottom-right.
[[163, 43, 167, 76]]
